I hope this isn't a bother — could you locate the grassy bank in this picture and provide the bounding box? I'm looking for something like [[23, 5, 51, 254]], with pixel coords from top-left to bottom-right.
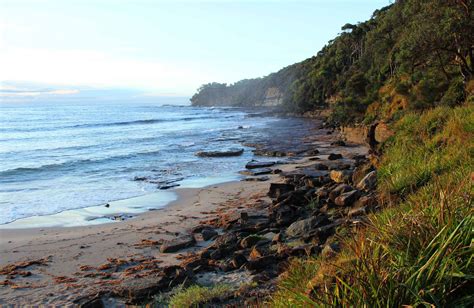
[[272, 104, 473, 306]]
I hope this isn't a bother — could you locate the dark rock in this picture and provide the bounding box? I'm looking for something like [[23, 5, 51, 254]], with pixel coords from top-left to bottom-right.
[[242, 176, 270, 182], [329, 170, 353, 183], [230, 253, 247, 269], [160, 235, 196, 253], [328, 153, 343, 160], [245, 161, 276, 169], [249, 245, 268, 260], [352, 163, 375, 186], [313, 163, 329, 170], [322, 242, 340, 259], [240, 235, 262, 249], [245, 255, 277, 271], [191, 224, 213, 234], [195, 148, 244, 157], [348, 206, 366, 217], [305, 149, 320, 156], [353, 195, 378, 210], [268, 183, 295, 199], [334, 190, 361, 207], [159, 183, 180, 190], [209, 249, 222, 260], [239, 168, 273, 176], [286, 215, 330, 238], [331, 140, 346, 146], [328, 184, 353, 202], [272, 169, 282, 174], [356, 170, 377, 191], [201, 228, 218, 241], [214, 233, 238, 250]]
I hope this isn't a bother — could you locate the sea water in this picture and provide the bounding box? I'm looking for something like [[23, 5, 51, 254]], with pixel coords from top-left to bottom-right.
[[0, 99, 281, 226]]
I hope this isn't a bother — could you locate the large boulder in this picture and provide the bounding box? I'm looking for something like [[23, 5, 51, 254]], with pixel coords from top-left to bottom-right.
[[160, 235, 196, 253], [286, 215, 329, 238]]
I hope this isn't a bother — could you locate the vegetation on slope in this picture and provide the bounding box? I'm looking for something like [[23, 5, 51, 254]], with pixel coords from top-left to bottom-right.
[[192, 0, 473, 125], [272, 104, 473, 306]]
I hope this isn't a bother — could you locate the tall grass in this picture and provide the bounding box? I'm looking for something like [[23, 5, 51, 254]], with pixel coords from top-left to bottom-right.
[[272, 105, 473, 307]]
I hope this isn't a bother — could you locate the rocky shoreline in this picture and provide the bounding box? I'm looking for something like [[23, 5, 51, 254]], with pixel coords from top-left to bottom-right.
[[0, 116, 377, 306], [79, 120, 375, 306]]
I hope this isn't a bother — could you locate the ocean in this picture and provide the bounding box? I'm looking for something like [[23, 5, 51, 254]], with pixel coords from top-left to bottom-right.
[[0, 99, 283, 226]]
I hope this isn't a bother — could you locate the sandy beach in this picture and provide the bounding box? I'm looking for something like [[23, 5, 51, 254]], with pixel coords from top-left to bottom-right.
[[0, 122, 368, 305]]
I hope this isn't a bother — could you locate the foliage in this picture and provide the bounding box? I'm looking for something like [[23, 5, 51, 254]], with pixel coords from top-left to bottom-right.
[[271, 105, 474, 306], [191, 0, 474, 124]]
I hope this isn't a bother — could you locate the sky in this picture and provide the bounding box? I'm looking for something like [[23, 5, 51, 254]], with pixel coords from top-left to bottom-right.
[[0, 0, 391, 97]]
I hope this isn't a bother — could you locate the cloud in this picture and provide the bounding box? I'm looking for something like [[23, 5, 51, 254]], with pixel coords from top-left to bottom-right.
[[0, 46, 214, 95], [0, 86, 80, 97]]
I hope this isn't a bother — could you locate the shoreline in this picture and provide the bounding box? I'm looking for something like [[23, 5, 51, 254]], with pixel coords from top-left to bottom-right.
[[0, 116, 369, 305]]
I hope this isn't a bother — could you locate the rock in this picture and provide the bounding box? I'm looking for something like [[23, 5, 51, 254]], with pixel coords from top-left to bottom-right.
[[322, 242, 340, 259], [245, 255, 277, 271], [315, 187, 330, 199], [328, 184, 353, 201], [159, 183, 180, 190], [195, 148, 244, 157], [268, 183, 295, 199], [160, 235, 196, 253], [242, 176, 270, 182], [245, 161, 276, 169], [331, 140, 346, 146], [286, 215, 329, 238], [201, 228, 218, 241], [249, 245, 267, 260], [356, 171, 377, 191], [214, 233, 238, 250], [191, 224, 214, 234], [240, 235, 262, 249], [329, 170, 353, 183], [272, 232, 283, 243], [348, 206, 366, 217], [353, 195, 378, 210], [334, 190, 361, 207], [239, 168, 273, 176], [328, 153, 343, 160], [230, 253, 247, 269], [352, 163, 375, 186], [305, 149, 320, 156], [313, 163, 329, 170]]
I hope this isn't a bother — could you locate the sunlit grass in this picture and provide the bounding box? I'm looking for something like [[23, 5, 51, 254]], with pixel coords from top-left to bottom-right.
[[272, 105, 474, 307]]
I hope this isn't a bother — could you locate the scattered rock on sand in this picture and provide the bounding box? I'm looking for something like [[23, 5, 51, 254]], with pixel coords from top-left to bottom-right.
[[160, 235, 196, 253], [268, 183, 295, 199], [245, 161, 276, 169], [239, 168, 273, 176]]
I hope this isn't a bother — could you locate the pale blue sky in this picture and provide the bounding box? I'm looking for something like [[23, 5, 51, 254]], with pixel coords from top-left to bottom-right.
[[0, 0, 391, 96]]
